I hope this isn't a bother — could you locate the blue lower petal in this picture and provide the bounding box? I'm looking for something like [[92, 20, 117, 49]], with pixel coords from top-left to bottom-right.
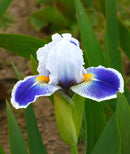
[[71, 66, 124, 101], [11, 76, 61, 109]]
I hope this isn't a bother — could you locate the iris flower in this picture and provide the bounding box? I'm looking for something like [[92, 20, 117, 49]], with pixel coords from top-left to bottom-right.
[[11, 33, 124, 109]]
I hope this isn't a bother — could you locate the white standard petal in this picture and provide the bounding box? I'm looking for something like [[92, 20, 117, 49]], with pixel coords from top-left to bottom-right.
[[37, 33, 62, 76], [46, 35, 84, 89], [62, 33, 80, 47]]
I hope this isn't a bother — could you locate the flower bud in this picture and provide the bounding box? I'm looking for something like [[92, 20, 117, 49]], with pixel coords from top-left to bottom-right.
[[54, 92, 77, 146]]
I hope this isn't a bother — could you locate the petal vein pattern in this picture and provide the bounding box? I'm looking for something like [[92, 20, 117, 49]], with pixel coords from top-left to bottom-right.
[[71, 66, 124, 102], [11, 76, 61, 109]]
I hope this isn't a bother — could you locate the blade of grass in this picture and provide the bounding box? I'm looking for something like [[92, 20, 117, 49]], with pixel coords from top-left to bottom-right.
[[105, 0, 122, 72], [91, 113, 120, 154], [11, 60, 22, 80], [85, 100, 106, 154], [98, 0, 105, 15], [25, 105, 47, 154], [84, 0, 94, 7], [6, 100, 28, 154], [119, 20, 130, 60], [0, 0, 12, 18], [105, 0, 129, 97], [0, 144, 6, 154], [116, 92, 130, 154], [99, 0, 130, 61]]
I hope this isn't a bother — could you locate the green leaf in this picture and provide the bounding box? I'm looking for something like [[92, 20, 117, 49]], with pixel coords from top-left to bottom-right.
[[74, 0, 105, 66], [0, 34, 45, 59], [30, 55, 38, 75], [85, 100, 106, 154], [91, 113, 120, 154], [25, 105, 47, 154], [11, 60, 22, 80], [105, 0, 122, 72], [103, 99, 116, 120], [54, 0, 75, 20], [30, 6, 68, 31], [116, 92, 130, 154], [72, 94, 85, 138], [99, 0, 130, 61], [98, 0, 105, 15], [30, 17, 47, 32], [83, 0, 93, 7], [104, 0, 129, 97], [55, 0, 74, 11], [6, 101, 28, 154], [127, 94, 130, 105], [0, 144, 5, 154], [79, 113, 86, 140], [0, 0, 12, 18], [119, 21, 130, 60]]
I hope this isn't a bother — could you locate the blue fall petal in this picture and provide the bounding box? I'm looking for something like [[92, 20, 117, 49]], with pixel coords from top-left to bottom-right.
[[71, 66, 124, 102], [11, 76, 61, 109]]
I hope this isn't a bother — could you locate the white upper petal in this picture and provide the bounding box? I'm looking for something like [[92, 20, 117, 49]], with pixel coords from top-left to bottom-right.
[[37, 33, 62, 76], [62, 33, 79, 47], [46, 35, 84, 86], [36, 33, 84, 88]]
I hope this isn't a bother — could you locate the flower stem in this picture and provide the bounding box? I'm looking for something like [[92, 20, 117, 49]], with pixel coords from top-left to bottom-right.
[[70, 145, 78, 154]]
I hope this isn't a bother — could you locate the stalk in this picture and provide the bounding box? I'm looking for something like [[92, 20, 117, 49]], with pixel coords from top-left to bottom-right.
[[70, 145, 78, 154]]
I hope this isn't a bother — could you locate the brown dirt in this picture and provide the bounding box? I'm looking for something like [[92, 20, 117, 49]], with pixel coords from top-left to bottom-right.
[[0, 0, 85, 153]]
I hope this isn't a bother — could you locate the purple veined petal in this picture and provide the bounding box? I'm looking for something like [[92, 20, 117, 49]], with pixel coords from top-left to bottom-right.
[[71, 65, 124, 102], [11, 76, 61, 109]]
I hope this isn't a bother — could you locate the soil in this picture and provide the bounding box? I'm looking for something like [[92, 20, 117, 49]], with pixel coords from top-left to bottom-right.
[[0, 0, 84, 153]]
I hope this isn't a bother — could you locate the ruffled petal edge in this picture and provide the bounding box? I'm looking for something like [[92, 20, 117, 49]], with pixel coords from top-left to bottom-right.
[[71, 65, 124, 102], [11, 76, 61, 109]]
